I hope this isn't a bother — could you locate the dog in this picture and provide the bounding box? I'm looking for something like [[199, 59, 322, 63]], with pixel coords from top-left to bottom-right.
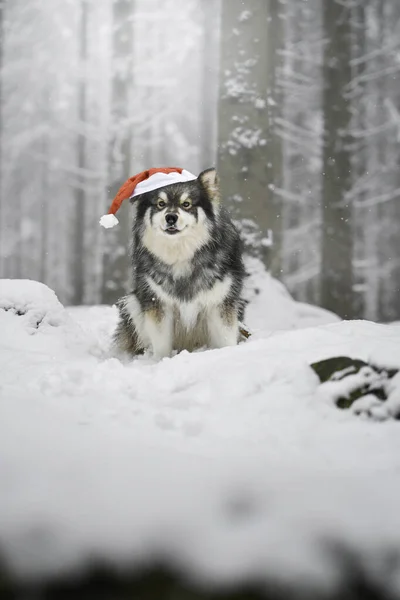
[[113, 168, 246, 359]]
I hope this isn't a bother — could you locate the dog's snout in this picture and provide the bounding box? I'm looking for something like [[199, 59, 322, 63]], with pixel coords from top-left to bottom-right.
[[165, 213, 178, 226]]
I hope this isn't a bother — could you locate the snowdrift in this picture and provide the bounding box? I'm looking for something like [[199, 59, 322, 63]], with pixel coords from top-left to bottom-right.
[[1, 275, 400, 598]]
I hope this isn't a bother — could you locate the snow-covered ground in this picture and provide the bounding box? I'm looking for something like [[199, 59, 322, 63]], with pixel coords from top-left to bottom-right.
[[1, 267, 400, 595]]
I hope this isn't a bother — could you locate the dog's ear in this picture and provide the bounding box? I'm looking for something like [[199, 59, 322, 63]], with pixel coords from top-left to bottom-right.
[[198, 168, 220, 204], [129, 194, 142, 204]]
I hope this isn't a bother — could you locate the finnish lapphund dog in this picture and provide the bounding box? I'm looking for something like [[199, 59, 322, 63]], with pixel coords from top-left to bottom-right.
[[113, 168, 246, 359]]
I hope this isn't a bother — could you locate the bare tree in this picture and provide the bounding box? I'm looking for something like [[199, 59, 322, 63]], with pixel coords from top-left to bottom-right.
[[320, 0, 354, 318]]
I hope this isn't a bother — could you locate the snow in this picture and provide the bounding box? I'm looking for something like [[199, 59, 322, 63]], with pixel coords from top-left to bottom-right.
[[1, 274, 400, 594]]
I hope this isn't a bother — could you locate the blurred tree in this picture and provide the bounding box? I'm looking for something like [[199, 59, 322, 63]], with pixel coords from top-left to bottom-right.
[[0, 0, 3, 273], [320, 0, 354, 319], [101, 0, 134, 305], [39, 87, 51, 286], [349, 0, 400, 322], [199, 0, 221, 170], [71, 0, 88, 305], [217, 0, 284, 277], [280, 0, 323, 307]]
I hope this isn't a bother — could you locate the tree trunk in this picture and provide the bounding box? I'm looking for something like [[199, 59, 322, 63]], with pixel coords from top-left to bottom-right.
[[321, 0, 354, 319], [265, 0, 284, 276], [389, 1, 400, 322], [70, 0, 88, 305], [217, 0, 284, 276], [369, 0, 386, 322], [351, 2, 369, 319], [101, 0, 134, 306], [376, 0, 400, 321]]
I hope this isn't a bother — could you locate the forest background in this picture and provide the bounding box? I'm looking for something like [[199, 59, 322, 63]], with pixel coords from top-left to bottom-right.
[[1, 0, 399, 322]]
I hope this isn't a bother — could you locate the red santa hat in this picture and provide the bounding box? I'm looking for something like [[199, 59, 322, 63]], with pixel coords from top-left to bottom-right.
[[99, 167, 197, 229]]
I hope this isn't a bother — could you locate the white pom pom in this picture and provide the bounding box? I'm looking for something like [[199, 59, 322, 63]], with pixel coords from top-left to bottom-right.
[[99, 214, 119, 229]]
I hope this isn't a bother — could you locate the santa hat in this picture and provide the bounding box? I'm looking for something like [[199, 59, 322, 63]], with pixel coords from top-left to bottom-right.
[[99, 167, 197, 229]]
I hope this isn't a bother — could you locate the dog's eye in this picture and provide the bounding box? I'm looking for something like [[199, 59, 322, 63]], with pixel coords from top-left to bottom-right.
[[157, 200, 166, 209], [182, 201, 192, 209]]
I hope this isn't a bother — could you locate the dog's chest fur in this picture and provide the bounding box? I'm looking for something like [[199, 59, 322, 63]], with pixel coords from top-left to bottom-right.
[[146, 269, 232, 329]]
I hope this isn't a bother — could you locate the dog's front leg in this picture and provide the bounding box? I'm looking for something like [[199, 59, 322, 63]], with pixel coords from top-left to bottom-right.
[[207, 304, 239, 349], [143, 306, 173, 359]]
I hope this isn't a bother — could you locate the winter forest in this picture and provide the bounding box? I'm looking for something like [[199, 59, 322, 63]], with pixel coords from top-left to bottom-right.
[[0, 0, 399, 322]]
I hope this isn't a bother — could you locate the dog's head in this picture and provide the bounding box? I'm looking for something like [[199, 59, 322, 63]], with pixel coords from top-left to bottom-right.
[[132, 168, 220, 263]]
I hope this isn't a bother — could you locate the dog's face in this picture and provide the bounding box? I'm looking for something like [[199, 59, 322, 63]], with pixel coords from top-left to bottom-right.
[[147, 187, 203, 236], [133, 168, 220, 264]]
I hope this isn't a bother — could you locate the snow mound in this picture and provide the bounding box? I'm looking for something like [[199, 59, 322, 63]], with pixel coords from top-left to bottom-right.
[[0, 279, 91, 357], [1, 279, 400, 596], [0, 279, 66, 331], [243, 256, 339, 335]]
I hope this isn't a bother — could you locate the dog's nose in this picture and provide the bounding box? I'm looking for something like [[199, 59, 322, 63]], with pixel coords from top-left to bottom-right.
[[165, 213, 178, 226]]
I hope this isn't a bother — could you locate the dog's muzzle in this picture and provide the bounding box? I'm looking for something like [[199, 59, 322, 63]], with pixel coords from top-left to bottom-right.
[[165, 213, 180, 234]]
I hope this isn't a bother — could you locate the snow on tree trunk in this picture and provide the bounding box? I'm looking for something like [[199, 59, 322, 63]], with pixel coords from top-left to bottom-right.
[[321, 0, 354, 319], [351, 0, 400, 323], [365, 0, 386, 322], [376, 0, 400, 322], [351, 2, 370, 320], [217, 0, 284, 277]]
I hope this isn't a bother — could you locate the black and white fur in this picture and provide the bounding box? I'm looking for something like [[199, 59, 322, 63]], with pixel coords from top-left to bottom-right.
[[113, 168, 246, 359]]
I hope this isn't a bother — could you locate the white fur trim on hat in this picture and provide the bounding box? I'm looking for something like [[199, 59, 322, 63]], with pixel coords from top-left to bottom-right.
[[99, 214, 119, 229], [130, 169, 197, 198]]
